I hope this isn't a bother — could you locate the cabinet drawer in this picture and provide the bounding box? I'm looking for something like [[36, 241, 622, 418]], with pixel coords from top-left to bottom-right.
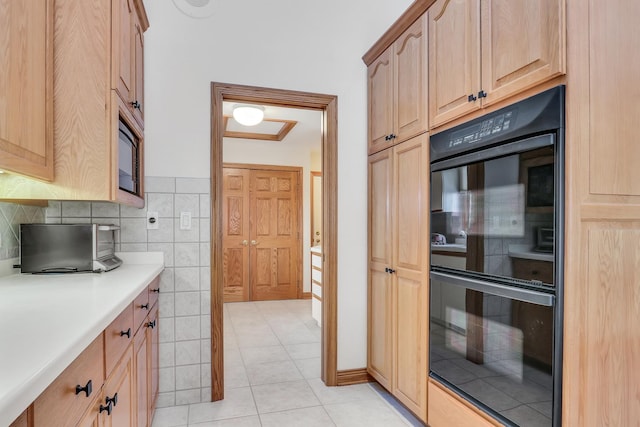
[[105, 304, 134, 377], [133, 288, 150, 333], [311, 254, 322, 268], [511, 258, 554, 284], [33, 334, 105, 426], [312, 268, 322, 283], [148, 276, 160, 309]]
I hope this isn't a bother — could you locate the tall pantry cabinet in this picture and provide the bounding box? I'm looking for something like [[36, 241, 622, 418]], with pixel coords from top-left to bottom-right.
[[366, 13, 430, 423]]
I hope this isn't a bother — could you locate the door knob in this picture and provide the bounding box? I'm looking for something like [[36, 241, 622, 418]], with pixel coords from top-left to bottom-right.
[[251, 240, 258, 246], [242, 240, 248, 246]]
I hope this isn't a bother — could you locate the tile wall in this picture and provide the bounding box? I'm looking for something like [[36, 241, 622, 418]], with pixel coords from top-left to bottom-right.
[[0, 202, 46, 260], [49, 176, 213, 406]]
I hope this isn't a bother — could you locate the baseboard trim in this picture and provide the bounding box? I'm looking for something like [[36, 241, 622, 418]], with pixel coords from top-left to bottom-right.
[[302, 292, 312, 299], [336, 368, 374, 386]]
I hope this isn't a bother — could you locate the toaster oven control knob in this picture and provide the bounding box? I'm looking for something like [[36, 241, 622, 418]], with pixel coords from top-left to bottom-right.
[[120, 328, 131, 338]]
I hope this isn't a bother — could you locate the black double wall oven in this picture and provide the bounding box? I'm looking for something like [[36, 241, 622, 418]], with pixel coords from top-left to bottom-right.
[[429, 86, 564, 427]]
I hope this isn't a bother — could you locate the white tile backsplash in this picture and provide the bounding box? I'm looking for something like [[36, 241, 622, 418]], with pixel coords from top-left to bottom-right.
[[175, 194, 200, 217], [175, 364, 201, 390], [91, 202, 120, 217], [148, 193, 175, 217], [61, 201, 91, 217], [48, 175, 214, 404], [120, 218, 148, 243], [175, 292, 200, 316], [175, 316, 201, 341], [174, 218, 200, 243], [0, 202, 48, 260], [176, 340, 201, 365], [175, 243, 199, 266], [175, 267, 200, 292]]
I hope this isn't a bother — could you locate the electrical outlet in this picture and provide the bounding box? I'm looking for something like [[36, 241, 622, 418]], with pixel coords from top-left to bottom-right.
[[180, 212, 191, 230], [147, 211, 159, 230]]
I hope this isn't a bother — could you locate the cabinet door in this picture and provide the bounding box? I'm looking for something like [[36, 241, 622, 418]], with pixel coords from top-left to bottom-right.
[[480, 0, 565, 107], [368, 49, 394, 155], [76, 393, 105, 427], [131, 11, 145, 127], [222, 168, 251, 302], [392, 135, 428, 421], [367, 149, 393, 389], [134, 326, 148, 427], [148, 304, 160, 412], [0, 0, 53, 180], [103, 345, 135, 427], [429, 0, 481, 128], [114, 0, 134, 105], [393, 15, 428, 144]]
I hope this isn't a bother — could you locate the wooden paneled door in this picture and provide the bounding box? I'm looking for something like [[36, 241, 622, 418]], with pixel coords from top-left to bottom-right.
[[223, 165, 301, 302], [222, 168, 251, 302]]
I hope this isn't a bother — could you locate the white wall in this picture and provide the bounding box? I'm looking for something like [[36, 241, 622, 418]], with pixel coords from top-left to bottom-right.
[[143, 0, 414, 370]]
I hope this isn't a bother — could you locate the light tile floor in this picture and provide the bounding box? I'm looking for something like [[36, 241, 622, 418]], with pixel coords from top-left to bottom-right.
[[152, 299, 422, 427]]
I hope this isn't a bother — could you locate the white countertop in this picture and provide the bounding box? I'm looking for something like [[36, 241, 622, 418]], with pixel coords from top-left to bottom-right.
[[431, 243, 467, 253], [0, 252, 164, 426], [508, 244, 554, 262]]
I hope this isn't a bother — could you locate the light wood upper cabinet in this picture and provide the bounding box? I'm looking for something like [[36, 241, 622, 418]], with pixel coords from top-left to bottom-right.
[[367, 134, 429, 422], [0, 0, 148, 207], [368, 50, 394, 155], [113, 0, 147, 129], [0, 0, 54, 181], [368, 15, 428, 155], [481, 0, 565, 107], [428, 0, 481, 127], [429, 0, 565, 128]]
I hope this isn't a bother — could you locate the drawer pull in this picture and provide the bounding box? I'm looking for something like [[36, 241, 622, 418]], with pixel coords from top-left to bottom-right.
[[106, 393, 118, 407], [120, 328, 131, 338], [150, 288, 160, 293], [99, 401, 112, 415], [146, 319, 156, 329], [140, 303, 149, 310], [75, 380, 92, 397]]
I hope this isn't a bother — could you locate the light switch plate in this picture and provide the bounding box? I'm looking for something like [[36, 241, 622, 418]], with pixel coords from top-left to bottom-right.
[[180, 212, 191, 230], [147, 211, 159, 230]]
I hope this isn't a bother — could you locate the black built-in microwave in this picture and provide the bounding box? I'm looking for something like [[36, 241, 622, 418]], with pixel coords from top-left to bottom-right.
[[118, 118, 140, 195]]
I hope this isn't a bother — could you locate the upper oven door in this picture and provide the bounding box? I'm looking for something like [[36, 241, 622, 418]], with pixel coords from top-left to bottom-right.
[[430, 134, 556, 287]]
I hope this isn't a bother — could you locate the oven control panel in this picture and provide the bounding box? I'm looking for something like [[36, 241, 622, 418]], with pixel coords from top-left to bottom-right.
[[429, 85, 564, 164], [448, 110, 517, 149]]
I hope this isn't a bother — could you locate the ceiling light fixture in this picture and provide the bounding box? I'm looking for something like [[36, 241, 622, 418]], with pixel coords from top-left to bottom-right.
[[232, 105, 265, 127]]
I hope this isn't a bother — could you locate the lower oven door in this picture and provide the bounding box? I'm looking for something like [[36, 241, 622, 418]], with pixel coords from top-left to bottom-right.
[[429, 271, 556, 427]]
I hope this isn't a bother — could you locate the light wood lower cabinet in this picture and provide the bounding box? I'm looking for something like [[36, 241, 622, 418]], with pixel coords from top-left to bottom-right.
[[33, 335, 105, 426], [367, 134, 429, 422], [103, 345, 135, 427], [428, 380, 501, 427], [15, 280, 160, 427]]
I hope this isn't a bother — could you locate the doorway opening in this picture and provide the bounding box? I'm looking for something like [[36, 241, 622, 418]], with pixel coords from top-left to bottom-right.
[[210, 82, 338, 400]]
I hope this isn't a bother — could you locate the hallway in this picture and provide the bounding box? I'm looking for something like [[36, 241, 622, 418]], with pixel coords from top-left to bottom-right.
[[151, 300, 420, 426]]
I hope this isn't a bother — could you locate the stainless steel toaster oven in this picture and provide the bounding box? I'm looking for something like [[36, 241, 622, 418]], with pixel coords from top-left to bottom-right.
[[19, 224, 122, 273]]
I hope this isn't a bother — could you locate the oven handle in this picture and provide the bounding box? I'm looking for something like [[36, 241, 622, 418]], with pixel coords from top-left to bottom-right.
[[431, 133, 554, 172], [430, 271, 554, 307]]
